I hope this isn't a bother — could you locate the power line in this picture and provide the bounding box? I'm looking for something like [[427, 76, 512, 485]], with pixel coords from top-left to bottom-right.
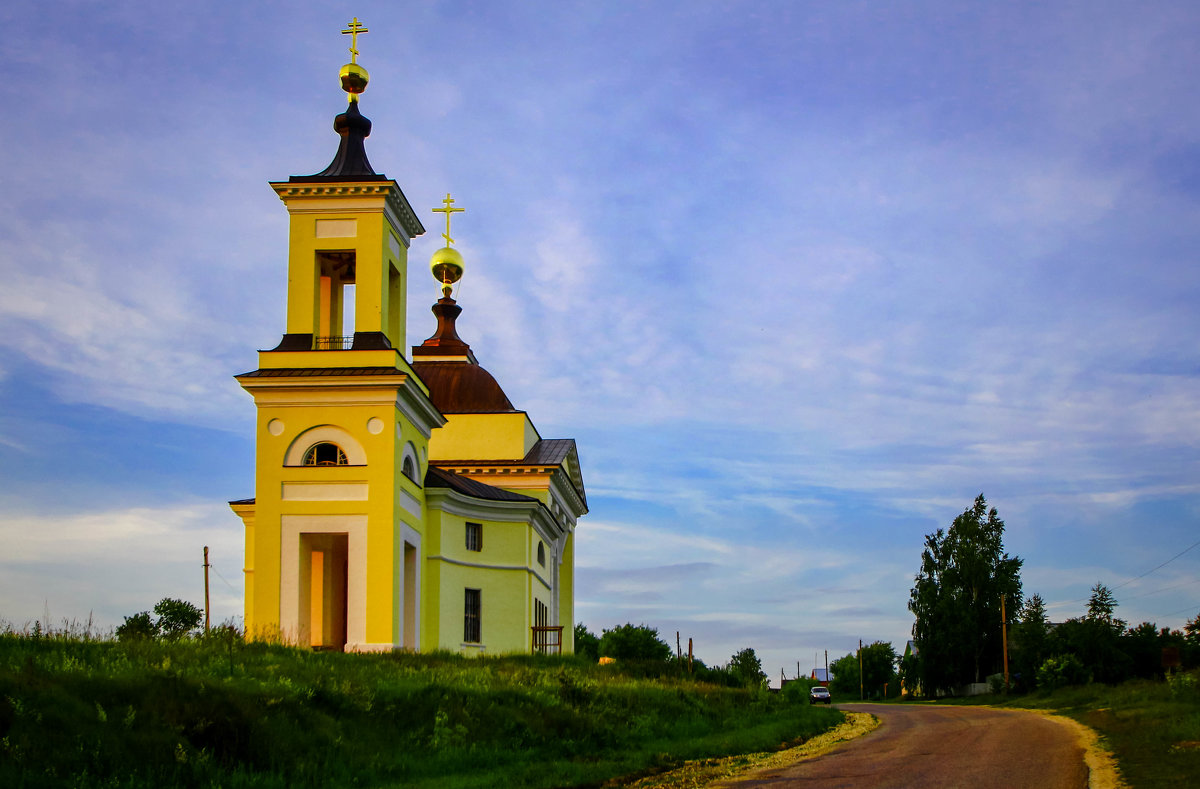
[[1122, 577, 1200, 602], [1044, 536, 1200, 612], [209, 564, 238, 592], [1110, 537, 1200, 592], [1155, 602, 1200, 619]]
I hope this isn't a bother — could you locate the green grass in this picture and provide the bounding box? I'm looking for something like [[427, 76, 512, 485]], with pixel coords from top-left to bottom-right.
[[0, 630, 842, 788], [921, 671, 1200, 788]]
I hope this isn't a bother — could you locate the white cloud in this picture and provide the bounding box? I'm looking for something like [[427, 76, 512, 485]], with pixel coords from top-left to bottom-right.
[[0, 502, 243, 629]]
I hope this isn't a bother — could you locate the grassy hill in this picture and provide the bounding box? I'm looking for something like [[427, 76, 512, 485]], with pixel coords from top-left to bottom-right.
[[0, 629, 841, 788]]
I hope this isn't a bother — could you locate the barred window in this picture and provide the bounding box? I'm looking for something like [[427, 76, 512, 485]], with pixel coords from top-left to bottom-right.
[[464, 588, 481, 643], [465, 522, 482, 552], [303, 442, 347, 466]]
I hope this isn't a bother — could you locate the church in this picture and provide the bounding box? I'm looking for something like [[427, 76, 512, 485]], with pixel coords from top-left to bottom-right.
[[228, 21, 586, 654]]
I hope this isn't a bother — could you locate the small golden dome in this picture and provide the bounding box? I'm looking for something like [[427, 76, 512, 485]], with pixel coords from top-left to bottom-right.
[[339, 63, 369, 96], [430, 246, 465, 287]]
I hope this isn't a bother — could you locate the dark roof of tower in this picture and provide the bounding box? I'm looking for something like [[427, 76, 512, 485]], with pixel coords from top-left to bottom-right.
[[290, 100, 387, 182], [411, 361, 517, 413], [425, 465, 536, 502]]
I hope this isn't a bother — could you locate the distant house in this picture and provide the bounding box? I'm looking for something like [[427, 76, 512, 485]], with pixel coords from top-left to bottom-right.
[[810, 668, 830, 686]]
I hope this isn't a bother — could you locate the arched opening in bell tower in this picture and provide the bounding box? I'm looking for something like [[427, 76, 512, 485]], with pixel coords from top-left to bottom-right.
[[316, 250, 356, 348]]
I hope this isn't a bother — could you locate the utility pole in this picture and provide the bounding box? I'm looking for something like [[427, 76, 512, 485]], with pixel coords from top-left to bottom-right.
[[858, 639, 864, 700], [203, 546, 211, 633], [1001, 594, 1010, 693], [825, 650, 828, 685], [688, 638, 693, 674]]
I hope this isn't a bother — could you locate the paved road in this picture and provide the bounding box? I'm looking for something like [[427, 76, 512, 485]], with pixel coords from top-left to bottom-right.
[[725, 703, 1089, 788]]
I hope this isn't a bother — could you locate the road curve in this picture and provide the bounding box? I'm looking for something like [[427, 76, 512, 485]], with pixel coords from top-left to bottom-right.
[[720, 703, 1088, 789]]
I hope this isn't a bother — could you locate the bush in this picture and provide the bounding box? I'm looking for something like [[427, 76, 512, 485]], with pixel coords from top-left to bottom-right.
[[153, 599, 202, 640], [574, 623, 600, 662], [782, 678, 818, 703], [115, 599, 203, 642], [115, 612, 158, 642], [598, 623, 672, 662], [728, 647, 768, 688], [1037, 654, 1091, 690]]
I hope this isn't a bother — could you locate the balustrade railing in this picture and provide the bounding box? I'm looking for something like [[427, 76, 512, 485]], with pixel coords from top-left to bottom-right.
[[313, 335, 353, 350]]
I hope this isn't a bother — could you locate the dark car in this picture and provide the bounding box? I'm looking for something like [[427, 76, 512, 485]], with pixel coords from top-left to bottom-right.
[[809, 686, 832, 704]]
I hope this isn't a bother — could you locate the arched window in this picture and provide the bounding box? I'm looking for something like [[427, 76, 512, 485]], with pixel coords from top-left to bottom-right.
[[537, 541, 546, 567], [304, 442, 347, 466], [401, 442, 421, 486]]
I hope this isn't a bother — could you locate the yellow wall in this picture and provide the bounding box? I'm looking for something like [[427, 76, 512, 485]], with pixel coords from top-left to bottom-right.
[[428, 412, 540, 461], [423, 506, 552, 654], [272, 183, 411, 351], [242, 384, 428, 649], [559, 532, 575, 653]]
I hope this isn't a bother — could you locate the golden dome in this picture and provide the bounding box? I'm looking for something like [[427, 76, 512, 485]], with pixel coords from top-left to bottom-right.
[[339, 63, 369, 96], [430, 246, 465, 287]]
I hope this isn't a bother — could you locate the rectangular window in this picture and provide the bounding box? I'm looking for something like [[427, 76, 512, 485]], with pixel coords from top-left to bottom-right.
[[464, 588, 481, 643], [465, 522, 482, 552]]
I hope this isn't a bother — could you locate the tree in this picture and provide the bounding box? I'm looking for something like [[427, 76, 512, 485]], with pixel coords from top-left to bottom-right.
[[861, 641, 900, 698], [115, 611, 158, 641], [1185, 612, 1200, 645], [908, 494, 1023, 695], [1086, 583, 1125, 633], [828, 653, 860, 696], [829, 642, 898, 699], [152, 598, 203, 640], [1011, 593, 1051, 690], [727, 647, 767, 688], [574, 623, 600, 661], [597, 623, 672, 662]]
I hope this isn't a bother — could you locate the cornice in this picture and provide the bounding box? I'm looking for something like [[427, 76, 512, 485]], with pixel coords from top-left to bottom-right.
[[425, 554, 552, 591], [424, 487, 561, 541], [235, 371, 446, 437], [269, 180, 425, 241]]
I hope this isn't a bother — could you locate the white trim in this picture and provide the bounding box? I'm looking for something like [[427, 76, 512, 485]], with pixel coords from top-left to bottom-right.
[[282, 482, 368, 501], [401, 441, 422, 484], [280, 514, 368, 648], [284, 425, 367, 466], [397, 486, 422, 519], [239, 376, 445, 439], [348, 642, 401, 653], [424, 487, 561, 539], [426, 554, 552, 591], [400, 522, 421, 652]]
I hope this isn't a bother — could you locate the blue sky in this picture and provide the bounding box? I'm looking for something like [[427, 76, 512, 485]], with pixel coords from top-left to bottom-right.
[[2, 1, 1199, 681]]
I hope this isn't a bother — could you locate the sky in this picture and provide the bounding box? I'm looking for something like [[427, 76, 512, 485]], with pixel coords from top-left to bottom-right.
[[1, 0, 1199, 683]]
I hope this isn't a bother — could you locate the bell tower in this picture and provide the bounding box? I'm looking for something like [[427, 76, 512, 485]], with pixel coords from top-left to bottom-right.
[[268, 18, 423, 355], [232, 20, 444, 652]]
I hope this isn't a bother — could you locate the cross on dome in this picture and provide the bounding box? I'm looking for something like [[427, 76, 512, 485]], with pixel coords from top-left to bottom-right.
[[342, 18, 369, 63], [430, 194, 466, 296], [432, 193, 465, 247]]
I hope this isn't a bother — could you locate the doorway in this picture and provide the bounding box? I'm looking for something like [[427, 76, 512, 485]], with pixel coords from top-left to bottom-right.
[[300, 533, 348, 650]]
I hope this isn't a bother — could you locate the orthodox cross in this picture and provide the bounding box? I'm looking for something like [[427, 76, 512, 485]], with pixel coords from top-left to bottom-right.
[[432, 193, 465, 246], [342, 18, 369, 63]]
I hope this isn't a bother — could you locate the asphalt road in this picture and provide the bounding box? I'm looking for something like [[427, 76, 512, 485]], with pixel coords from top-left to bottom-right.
[[724, 703, 1089, 788]]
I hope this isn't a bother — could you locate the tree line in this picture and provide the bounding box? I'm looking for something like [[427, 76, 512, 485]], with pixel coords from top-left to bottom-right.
[[573, 622, 769, 688], [904, 494, 1200, 696]]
